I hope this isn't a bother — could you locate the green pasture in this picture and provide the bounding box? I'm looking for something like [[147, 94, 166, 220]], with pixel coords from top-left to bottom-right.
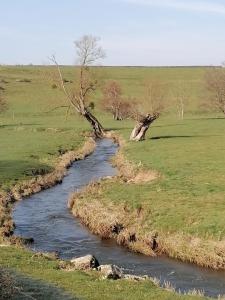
[[0, 65, 223, 299], [0, 246, 209, 300], [1, 65, 224, 239]]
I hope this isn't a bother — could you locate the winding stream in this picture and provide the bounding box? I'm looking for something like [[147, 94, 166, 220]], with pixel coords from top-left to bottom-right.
[[13, 139, 225, 298]]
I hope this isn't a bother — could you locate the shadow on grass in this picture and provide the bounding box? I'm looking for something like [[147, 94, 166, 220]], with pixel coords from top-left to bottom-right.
[[0, 123, 41, 129], [150, 135, 218, 140], [184, 117, 225, 121], [153, 123, 187, 128], [0, 160, 53, 184], [6, 270, 79, 300], [105, 127, 132, 131]]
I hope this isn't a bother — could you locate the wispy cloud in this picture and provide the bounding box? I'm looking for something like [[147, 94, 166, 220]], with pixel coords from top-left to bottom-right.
[[121, 0, 225, 15]]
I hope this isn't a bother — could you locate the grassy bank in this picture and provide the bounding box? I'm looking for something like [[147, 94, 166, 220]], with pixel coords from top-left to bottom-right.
[[0, 246, 210, 300], [70, 114, 225, 269], [0, 66, 95, 189]]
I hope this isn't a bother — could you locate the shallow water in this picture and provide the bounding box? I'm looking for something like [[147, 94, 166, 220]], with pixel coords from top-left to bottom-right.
[[13, 139, 225, 298]]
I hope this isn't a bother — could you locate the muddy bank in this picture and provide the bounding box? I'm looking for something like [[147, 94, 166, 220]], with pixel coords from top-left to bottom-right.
[[69, 133, 225, 270], [0, 137, 96, 242]]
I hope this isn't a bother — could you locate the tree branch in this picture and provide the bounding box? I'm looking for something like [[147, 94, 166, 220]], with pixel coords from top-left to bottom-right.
[[49, 55, 80, 113]]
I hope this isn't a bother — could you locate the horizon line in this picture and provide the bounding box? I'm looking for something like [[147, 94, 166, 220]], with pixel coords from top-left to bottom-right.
[[0, 64, 221, 68]]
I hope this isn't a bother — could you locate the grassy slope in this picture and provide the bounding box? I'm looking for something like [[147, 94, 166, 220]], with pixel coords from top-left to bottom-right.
[[0, 246, 207, 300]]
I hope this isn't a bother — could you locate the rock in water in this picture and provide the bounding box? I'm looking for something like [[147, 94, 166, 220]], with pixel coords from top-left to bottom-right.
[[70, 255, 99, 270], [98, 264, 123, 279]]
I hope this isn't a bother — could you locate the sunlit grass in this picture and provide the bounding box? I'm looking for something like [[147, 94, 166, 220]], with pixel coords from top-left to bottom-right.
[[0, 246, 209, 300]]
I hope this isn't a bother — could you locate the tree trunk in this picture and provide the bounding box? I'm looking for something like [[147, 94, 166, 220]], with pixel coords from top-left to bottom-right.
[[130, 114, 159, 141], [83, 109, 104, 138], [180, 99, 184, 120], [130, 123, 143, 140], [132, 125, 149, 141]]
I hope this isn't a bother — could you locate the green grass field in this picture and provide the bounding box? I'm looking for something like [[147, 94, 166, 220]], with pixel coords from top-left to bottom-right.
[[0, 246, 208, 300], [0, 65, 208, 189], [0, 66, 91, 189], [104, 115, 225, 239], [0, 65, 223, 299]]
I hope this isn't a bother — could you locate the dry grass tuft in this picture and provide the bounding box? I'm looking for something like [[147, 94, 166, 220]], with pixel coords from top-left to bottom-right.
[[186, 289, 205, 297], [106, 132, 158, 184], [149, 276, 160, 287], [159, 233, 225, 269], [70, 183, 119, 239], [163, 281, 175, 293]]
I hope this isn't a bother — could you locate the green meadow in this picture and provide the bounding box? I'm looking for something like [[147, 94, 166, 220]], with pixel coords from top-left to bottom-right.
[[0, 65, 223, 299], [0, 65, 208, 188], [0, 247, 208, 300], [103, 115, 225, 240]]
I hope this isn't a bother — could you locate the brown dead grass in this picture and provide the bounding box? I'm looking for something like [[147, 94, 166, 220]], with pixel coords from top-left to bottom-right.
[[69, 181, 156, 256], [159, 233, 225, 269], [70, 180, 225, 269], [105, 131, 158, 183]]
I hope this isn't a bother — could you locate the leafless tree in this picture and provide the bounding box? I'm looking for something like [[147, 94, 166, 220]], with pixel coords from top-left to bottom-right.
[[130, 80, 167, 141], [50, 35, 105, 137], [0, 89, 7, 114], [101, 81, 134, 120], [173, 81, 189, 120], [205, 67, 225, 115]]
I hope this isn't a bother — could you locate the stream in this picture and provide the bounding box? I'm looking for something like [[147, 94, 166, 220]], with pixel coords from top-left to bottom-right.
[[13, 139, 225, 298]]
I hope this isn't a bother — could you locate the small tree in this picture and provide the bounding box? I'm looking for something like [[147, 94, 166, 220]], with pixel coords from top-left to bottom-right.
[[205, 67, 225, 115], [50, 35, 105, 137], [101, 81, 133, 120], [0, 89, 7, 114], [130, 80, 167, 141], [173, 81, 189, 120]]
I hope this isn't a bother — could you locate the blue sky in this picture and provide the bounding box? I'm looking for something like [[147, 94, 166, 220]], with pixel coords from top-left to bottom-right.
[[1, 0, 225, 66]]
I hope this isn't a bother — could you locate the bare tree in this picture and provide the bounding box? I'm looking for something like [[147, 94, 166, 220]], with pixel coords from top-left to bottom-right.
[[50, 35, 105, 137], [205, 67, 225, 115], [101, 81, 133, 120], [0, 89, 7, 114], [130, 80, 167, 141], [173, 81, 189, 120]]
